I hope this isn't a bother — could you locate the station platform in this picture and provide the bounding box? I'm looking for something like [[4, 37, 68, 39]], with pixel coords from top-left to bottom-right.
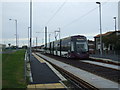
[[36, 53, 120, 89], [81, 60, 120, 70], [27, 53, 66, 89]]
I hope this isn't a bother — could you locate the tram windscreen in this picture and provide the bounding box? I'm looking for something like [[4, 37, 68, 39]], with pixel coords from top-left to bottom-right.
[[76, 42, 88, 52]]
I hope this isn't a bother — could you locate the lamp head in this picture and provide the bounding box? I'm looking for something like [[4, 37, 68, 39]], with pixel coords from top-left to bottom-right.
[[113, 17, 116, 19], [96, 2, 101, 4]]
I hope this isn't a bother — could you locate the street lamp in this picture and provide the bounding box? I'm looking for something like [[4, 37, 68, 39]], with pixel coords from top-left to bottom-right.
[[113, 17, 117, 31], [96, 2, 103, 55], [9, 18, 18, 49]]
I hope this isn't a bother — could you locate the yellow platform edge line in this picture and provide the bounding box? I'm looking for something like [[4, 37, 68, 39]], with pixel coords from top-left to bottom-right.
[[27, 83, 65, 89], [32, 53, 45, 63]]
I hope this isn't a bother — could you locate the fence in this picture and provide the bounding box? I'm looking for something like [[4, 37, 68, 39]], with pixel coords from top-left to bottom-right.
[[90, 50, 120, 62]]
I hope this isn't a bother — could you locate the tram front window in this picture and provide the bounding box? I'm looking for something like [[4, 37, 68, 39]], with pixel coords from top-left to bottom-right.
[[76, 42, 88, 52]]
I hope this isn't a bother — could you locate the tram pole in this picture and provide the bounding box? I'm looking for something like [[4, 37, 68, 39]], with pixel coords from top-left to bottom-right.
[[29, 0, 32, 61], [45, 26, 47, 53]]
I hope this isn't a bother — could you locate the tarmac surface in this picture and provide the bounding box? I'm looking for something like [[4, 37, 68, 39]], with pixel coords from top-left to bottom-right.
[[30, 55, 61, 84]]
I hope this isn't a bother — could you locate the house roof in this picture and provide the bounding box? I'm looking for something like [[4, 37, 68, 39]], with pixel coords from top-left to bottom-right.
[[94, 30, 120, 38]]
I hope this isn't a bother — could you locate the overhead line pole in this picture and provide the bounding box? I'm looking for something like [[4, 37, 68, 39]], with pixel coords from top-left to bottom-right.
[[30, 0, 32, 61], [49, 34, 51, 43], [28, 27, 30, 47], [45, 26, 47, 53], [113, 17, 117, 31], [58, 27, 60, 40], [36, 37, 37, 51]]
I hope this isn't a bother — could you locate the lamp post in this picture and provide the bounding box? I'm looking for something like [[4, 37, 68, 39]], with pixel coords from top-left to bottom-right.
[[113, 17, 117, 31], [96, 2, 102, 55], [9, 19, 18, 49]]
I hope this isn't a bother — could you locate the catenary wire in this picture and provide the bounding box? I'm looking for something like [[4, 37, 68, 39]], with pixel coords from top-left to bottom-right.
[[61, 1, 109, 29], [45, 0, 67, 26]]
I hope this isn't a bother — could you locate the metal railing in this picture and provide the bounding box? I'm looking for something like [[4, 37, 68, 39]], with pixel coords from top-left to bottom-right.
[[90, 50, 120, 62]]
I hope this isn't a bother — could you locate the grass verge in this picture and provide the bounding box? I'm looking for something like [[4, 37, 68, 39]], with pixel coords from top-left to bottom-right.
[[2, 49, 27, 88], [0, 53, 2, 89]]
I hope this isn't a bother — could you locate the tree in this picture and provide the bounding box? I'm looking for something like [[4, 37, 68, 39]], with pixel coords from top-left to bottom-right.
[[102, 32, 120, 50], [22, 45, 27, 49], [8, 43, 11, 47]]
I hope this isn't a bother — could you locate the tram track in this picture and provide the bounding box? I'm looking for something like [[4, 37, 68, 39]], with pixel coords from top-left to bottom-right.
[[37, 53, 120, 84], [51, 63, 99, 90], [34, 52, 99, 89]]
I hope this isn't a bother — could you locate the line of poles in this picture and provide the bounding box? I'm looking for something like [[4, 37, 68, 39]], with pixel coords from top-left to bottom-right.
[[34, 27, 61, 53]]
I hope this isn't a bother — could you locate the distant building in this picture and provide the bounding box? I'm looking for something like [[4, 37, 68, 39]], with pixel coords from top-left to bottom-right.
[[88, 40, 95, 54], [0, 44, 6, 52], [94, 31, 120, 53]]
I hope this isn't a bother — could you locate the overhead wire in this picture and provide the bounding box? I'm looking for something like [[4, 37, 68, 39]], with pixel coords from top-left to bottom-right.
[[41, 0, 110, 38], [61, 1, 109, 29], [45, 0, 67, 26], [62, 7, 98, 28]]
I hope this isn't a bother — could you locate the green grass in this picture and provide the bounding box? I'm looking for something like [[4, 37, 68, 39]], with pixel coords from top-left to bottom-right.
[[2, 49, 27, 88], [0, 53, 2, 89]]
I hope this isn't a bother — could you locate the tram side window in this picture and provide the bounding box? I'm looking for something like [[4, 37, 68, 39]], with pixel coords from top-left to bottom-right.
[[61, 40, 67, 51], [62, 39, 71, 51], [71, 42, 74, 51]]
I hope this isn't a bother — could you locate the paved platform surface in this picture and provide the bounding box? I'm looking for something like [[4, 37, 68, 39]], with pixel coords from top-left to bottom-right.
[[81, 60, 120, 70], [30, 54, 61, 84]]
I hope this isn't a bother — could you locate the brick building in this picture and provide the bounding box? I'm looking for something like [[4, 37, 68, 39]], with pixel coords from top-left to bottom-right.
[[94, 31, 120, 54]]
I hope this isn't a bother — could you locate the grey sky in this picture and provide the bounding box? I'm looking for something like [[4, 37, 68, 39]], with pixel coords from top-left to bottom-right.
[[1, 0, 119, 46]]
